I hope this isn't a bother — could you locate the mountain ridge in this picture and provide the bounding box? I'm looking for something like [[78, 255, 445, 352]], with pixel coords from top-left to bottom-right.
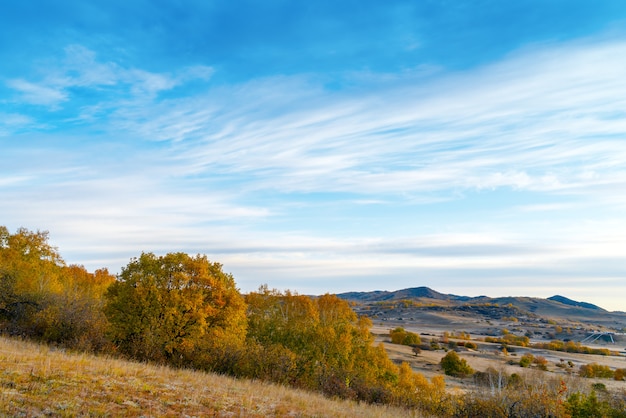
[[336, 286, 610, 313], [547, 295, 603, 311]]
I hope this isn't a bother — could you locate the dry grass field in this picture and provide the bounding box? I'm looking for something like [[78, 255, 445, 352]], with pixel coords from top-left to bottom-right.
[[0, 336, 421, 417]]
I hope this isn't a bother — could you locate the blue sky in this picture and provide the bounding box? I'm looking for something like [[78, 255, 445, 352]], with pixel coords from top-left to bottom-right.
[[2, 1, 626, 311]]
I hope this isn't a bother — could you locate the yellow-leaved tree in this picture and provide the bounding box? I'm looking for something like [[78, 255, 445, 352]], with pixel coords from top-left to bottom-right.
[[104, 252, 247, 369], [245, 287, 429, 403], [0, 226, 114, 350]]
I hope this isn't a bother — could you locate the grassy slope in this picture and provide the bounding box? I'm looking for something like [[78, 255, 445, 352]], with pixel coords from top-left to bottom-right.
[[0, 336, 420, 417]]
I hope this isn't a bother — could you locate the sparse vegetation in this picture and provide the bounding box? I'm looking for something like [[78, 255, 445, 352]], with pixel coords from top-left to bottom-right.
[[484, 333, 531, 347], [534, 339, 619, 356], [461, 373, 626, 418]]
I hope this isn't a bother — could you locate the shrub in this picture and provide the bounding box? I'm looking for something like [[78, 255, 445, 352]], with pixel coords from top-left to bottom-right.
[[566, 391, 616, 418], [464, 341, 477, 350], [533, 356, 549, 371], [389, 327, 421, 346], [403, 331, 421, 346], [519, 353, 534, 368], [440, 350, 474, 377], [430, 339, 441, 350], [591, 382, 607, 392], [579, 363, 614, 379]]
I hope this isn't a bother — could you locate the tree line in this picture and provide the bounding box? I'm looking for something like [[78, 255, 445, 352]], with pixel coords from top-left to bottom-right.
[[1, 226, 625, 416]]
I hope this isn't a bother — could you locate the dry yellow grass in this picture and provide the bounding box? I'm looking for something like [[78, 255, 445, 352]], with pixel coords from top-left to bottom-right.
[[0, 336, 421, 417]]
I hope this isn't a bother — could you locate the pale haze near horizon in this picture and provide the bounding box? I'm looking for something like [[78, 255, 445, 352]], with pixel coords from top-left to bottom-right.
[[1, 1, 626, 311]]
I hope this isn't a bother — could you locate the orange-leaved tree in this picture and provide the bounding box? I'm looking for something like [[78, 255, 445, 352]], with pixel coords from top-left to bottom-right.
[[104, 252, 247, 368]]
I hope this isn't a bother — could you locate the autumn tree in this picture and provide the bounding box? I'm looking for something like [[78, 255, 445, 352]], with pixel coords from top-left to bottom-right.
[[0, 226, 64, 334], [395, 362, 450, 414], [245, 287, 406, 400], [32, 264, 115, 351], [104, 252, 247, 368], [0, 226, 114, 350]]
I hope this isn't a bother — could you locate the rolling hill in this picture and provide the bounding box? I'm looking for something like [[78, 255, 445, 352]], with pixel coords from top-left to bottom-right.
[[336, 287, 626, 330]]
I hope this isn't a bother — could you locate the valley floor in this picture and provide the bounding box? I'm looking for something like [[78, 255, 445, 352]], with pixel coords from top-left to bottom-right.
[[372, 324, 626, 393]]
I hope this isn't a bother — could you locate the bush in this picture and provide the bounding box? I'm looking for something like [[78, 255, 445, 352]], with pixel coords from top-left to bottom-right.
[[389, 327, 421, 346], [403, 331, 421, 346], [591, 382, 607, 392], [440, 350, 474, 377], [519, 353, 534, 368], [533, 356, 549, 371], [464, 341, 477, 350], [579, 363, 615, 379], [430, 339, 441, 350], [566, 391, 617, 418]]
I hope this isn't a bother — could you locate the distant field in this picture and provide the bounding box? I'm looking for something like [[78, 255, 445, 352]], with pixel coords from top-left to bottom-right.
[[0, 336, 419, 417], [372, 326, 626, 394], [369, 302, 626, 396]]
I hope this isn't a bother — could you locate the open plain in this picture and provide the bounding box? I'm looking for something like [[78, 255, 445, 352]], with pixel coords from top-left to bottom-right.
[[342, 287, 626, 393]]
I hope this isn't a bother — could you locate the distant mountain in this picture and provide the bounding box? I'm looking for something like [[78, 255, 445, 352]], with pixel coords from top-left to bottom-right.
[[337, 286, 468, 302], [335, 287, 625, 328], [337, 287, 613, 314], [548, 295, 604, 311]]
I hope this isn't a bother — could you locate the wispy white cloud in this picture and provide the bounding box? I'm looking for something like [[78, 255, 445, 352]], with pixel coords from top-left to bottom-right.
[[0, 175, 33, 187], [61, 44, 120, 87], [5, 45, 214, 113], [7, 79, 68, 106], [0, 112, 35, 136], [84, 37, 626, 203]]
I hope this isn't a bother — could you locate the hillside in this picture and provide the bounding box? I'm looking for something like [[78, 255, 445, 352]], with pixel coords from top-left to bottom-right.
[[337, 287, 626, 330], [337, 287, 603, 310], [0, 336, 418, 417]]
